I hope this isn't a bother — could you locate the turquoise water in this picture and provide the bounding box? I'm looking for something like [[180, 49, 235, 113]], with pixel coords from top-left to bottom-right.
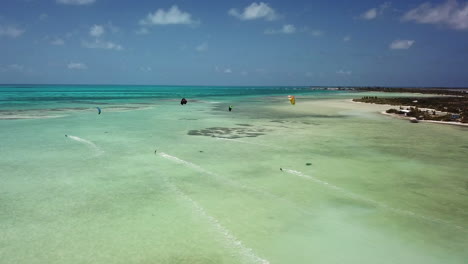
[[1, 85, 467, 263]]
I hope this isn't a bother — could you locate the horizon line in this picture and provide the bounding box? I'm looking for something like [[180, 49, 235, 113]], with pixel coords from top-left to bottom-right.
[[1, 83, 467, 89]]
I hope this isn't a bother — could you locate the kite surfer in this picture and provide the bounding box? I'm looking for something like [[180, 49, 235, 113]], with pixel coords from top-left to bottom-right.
[[229, 105, 233, 112], [180, 98, 187, 105]]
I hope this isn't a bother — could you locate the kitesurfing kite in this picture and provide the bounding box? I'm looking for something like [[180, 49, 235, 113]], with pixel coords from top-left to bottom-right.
[[288, 95, 295, 105], [180, 98, 188, 105], [96, 107, 101, 114]]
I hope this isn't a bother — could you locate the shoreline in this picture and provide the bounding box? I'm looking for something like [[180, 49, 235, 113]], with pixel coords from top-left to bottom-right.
[[380, 111, 468, 127], [350, 99, 468, 127]]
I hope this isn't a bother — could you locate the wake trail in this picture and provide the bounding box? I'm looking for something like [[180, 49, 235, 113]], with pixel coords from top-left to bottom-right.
[[67, 135, 104, 156], [163, 177, 269, 264], [283, 169, 466, 232], [158, 152, 313, 216]]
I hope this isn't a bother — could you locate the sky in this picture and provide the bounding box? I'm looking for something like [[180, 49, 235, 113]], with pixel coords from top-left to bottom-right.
[[1, 0, 468, 87]]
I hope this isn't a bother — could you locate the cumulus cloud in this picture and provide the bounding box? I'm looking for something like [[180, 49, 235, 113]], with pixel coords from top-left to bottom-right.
[[0, 25, 25, 38], [265, 24, 296, 34], [82, 39, 123, 50], [39, 13, 48, 20], [215, 66, 233, 73], [361, 8, 378, 20], [135, 28, 149, 35], [229, 2, 278, 21], [337, 69, 352, 75], [89, 25, 104, 37], [107, 22, 120, 33], [67, 62, 87, 70], [195, 42, 208, 52], [360, 2, 391, 20], [402, 0, 468, 30], [305, 72, 314, 77], [56, 0, 95, 5], [140, 66, 152, 72], [311, 30, 323, 37], [389, 39, 415, 49], [8, 64, 24, 71], [139, 5, 198, 26], [0, 64, 25, 72], [51, 37, 65, 45]]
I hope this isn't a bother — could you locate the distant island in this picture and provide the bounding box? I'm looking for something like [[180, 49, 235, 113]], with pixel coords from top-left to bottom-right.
[[352, 87, 468, 124]]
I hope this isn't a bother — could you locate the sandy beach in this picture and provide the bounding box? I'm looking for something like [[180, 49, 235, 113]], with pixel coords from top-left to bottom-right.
[[350, 98, 468, 127]]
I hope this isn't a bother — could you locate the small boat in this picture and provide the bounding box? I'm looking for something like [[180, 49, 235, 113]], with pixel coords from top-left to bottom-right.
[[409, 117, 419, 123]]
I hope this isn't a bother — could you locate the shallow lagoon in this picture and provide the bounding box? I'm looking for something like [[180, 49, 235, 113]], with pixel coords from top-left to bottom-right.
[[1, 86, 467, 263]]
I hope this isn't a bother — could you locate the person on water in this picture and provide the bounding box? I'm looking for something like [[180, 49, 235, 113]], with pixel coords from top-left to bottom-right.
[[229, 105, 233, 112], [180, 98, 187, 105]]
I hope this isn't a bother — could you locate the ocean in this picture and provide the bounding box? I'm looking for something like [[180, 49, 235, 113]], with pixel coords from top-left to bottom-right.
[[1, 85, 467, 264]]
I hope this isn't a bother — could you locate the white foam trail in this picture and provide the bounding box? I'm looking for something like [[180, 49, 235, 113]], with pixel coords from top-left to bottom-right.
[[158, 152, 313, 216], [67, 135, 104, 156], [164, 178, 269, 264], [283, 169, 466, 231], [215, 138, 282, 149]]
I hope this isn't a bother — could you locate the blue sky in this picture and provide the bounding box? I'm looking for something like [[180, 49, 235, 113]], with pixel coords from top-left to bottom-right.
[[1, 0, 468, 86]]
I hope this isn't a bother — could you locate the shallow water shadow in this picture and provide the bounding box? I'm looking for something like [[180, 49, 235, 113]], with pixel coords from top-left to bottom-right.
[[188, 126, 268, 139]]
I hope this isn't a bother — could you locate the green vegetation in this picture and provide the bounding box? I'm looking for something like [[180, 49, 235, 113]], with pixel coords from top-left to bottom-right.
[[356, 87, 468, 96], [353, 88, 468, 123]]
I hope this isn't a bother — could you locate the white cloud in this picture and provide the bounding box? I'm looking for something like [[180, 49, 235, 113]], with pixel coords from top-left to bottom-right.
[[282, 24, 296, 33], [402, 0, 468, 30], [89, 25, 104, 37], [311, 30, 323, 37], [140, 66, 152, 72], [361, 8, 378, 20], [195, 42, 208, 52], [56, 0, 95, 5], [39, 13, 48, 20], [343, 35, 351, 42], [229, 2, 278, 21], [139, 5, 198, 26], [8, 64, 24, 71], [265, 24, 296, 34], [0, 25, 25, 38], [136, 28, 149, 35], [107, 22, 120, 33], [82, 39, 123, 50], [337, 69, 352, 75], [51, 37, 65, 45], [390, 39, 415, 49], [360, 2, 391, 20], [67, 62, 87, 70], [0, 64, 26, 72], [215, 66, 233, 73]]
